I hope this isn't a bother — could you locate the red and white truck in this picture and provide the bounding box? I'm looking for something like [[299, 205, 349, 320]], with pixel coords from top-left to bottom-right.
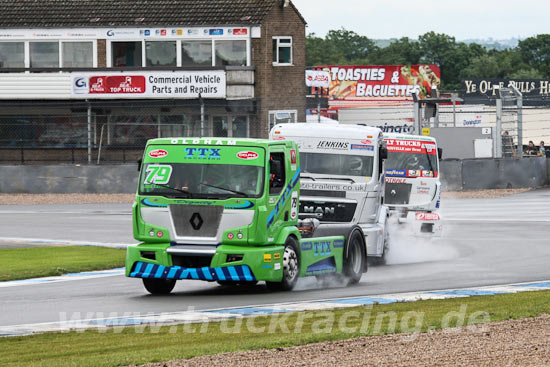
[[383, 133, 442, 235]]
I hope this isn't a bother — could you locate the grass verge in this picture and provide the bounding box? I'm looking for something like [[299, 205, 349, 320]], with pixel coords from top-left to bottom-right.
[[1, 290, 549, 367], [0, 246, 126, 281]]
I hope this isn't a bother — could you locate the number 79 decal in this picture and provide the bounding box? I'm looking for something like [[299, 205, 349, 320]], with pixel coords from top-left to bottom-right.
[[144, 165, 173, 185]]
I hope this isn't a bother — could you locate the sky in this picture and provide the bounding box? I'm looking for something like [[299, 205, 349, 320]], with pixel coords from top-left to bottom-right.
[[291, 0, 549, 41]]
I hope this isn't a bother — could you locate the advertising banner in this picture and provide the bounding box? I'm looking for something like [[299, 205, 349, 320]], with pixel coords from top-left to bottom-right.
[[314, 65, 441, 108], [71, 71, 226, 99], [305, 70, 330, 88], [461, 79, 550, 106]]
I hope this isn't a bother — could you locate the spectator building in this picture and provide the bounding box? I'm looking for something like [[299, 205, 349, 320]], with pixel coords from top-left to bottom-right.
[[0, 0, 306, 163]]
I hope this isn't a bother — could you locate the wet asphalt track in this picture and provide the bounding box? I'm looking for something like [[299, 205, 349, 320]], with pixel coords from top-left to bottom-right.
[[1, 188, 549, 327]]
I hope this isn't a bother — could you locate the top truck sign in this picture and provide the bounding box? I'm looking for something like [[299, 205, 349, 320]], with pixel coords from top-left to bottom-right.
[[313, 65, 441, 108], [72, 71, 226, 99]]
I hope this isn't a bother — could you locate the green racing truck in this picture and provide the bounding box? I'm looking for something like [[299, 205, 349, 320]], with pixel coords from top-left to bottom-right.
[[126, 137, 370, 294]]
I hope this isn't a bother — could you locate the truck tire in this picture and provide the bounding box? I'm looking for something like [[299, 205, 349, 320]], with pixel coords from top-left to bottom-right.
[[266, 237, 300, 291], [142, 278, 176, 295], [343, 229, 365, 285]]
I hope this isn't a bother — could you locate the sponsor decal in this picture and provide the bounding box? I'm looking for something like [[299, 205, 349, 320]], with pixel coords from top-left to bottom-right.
[[316, 141, 349, 150], [361, 139, 372, 144], [106, 30, 114, 37], [148, 149, 168, 158], [209, 29, 223, 36], [422, 170, 434, 177], [185, 147, 222, 160], [290, 149, 297, 164], [170, 138, 236, 145], [156, 231, 163, 238], [274, 263, 281, 270], [274, 253, 281, 260], [272, 136, 286, 141], [416, 212, 440, 221], [350, 144, 374, 151], [290, 191, 298, 219], [232, 28, 248, 35], [264, 253, 272, 262], [385, 177, 407, 184], [177, 29, 183, 36], [144, 30, 150, 36], [417, 187, 430, 194], [408, 170, 421, 177], [160, 29, 167, 36], [236, 151, 259, 160], [385, 169, 407, 177], [385, 138, 437, 154], [227, 233, 234, 239]]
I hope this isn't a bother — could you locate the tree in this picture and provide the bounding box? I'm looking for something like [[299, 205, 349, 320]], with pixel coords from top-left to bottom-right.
[[374, 37, 422, 65], [324, 28, 379, 64], [517, 34, 550, 77]]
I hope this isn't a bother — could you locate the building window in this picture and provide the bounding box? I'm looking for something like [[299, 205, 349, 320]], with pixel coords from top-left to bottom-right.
[[181, 41, 213, 67], [269, 110, 297, 130], [146, 41, 176, 67], [0, 42, 24, 68], [30, 42, 59, 68], [215, 40, 247, 66], [111, 41, 142, 67], [62, 42, 93, 68], [232, 116, 248, 137], [272, 37, 292, 65], [213, 116, 228, 137]]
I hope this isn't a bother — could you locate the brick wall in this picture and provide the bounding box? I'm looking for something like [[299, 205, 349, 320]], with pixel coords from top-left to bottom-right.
[[97, 39, 107, 67], [252, 4, 306, 138]]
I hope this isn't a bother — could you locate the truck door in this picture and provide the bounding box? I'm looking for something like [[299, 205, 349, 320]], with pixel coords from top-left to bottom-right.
[[266, 150, 289, 238]]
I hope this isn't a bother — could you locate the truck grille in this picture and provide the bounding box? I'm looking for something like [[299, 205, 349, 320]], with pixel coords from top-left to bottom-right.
[[299, 200, 356, 222], [169, 204, 223, 237], [384, 183, 412, 205]]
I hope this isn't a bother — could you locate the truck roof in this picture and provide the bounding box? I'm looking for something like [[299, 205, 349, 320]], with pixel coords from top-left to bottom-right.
[[383, 132, 437, 143], [146, 137, 287, 147], [272, 123, 382, 139]]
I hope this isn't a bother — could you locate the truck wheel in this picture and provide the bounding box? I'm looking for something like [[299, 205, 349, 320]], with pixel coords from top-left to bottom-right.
[[343, 229, 365, 285], [142, 278, 176, 295], [266, 237, 300, 291]]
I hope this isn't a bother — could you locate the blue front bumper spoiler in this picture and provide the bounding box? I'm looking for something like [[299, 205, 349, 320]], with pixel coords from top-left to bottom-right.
[[129, 261, 256, 282]]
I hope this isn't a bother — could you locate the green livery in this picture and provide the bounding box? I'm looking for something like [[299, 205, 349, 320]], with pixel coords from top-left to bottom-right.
[[126, 137, 367, 294]]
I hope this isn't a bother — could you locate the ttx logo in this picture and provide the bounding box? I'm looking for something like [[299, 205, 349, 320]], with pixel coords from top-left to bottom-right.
[[185, 148, 221, 159]]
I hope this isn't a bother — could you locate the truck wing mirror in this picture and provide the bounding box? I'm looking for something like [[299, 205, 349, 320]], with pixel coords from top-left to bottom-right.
[[379, 147, 388, 160], [137, 158, 142, 171], [437, 148, 443, 160]]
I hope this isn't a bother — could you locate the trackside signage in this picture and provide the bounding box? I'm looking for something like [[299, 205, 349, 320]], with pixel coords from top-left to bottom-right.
[[313, 64, 441, 109], [71, 71, 226, 99]]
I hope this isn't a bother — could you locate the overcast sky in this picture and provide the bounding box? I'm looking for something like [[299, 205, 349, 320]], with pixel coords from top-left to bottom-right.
[[291, 0, 548, 40]]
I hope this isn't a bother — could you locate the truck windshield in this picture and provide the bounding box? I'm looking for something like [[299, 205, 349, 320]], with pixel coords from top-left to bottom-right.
[[139, 163, 264, 199], [385, 151, 438, 175], [300, 152, 374, 178]]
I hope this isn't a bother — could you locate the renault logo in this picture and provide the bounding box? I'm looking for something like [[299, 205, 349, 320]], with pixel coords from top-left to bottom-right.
[[189, 213, 203, 230]]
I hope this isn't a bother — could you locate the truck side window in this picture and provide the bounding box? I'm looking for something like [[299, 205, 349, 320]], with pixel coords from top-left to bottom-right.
[[269, 152, 285, 195]]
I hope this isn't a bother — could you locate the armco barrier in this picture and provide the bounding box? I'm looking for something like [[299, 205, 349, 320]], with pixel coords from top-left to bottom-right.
[[440, 157, 547, 191], [0, 164, 138, 194], [0, 159, 547, 194], [439, 159, 463, 191]]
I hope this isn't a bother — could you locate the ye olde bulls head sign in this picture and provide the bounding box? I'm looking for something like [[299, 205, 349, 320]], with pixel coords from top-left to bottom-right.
[[461, 78, 550, 106]]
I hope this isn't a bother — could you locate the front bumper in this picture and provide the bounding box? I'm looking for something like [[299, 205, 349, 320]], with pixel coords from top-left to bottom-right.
[[125, 243, 284, 282], [129, 261, 256, 281]]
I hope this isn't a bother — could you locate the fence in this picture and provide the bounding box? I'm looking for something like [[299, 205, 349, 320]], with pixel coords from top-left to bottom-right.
[[0, 99, 261, 164]]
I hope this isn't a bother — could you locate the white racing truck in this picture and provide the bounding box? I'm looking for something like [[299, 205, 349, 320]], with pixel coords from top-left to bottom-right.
[[270, 123, 390, 264], [383, 133, 442, 235]]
